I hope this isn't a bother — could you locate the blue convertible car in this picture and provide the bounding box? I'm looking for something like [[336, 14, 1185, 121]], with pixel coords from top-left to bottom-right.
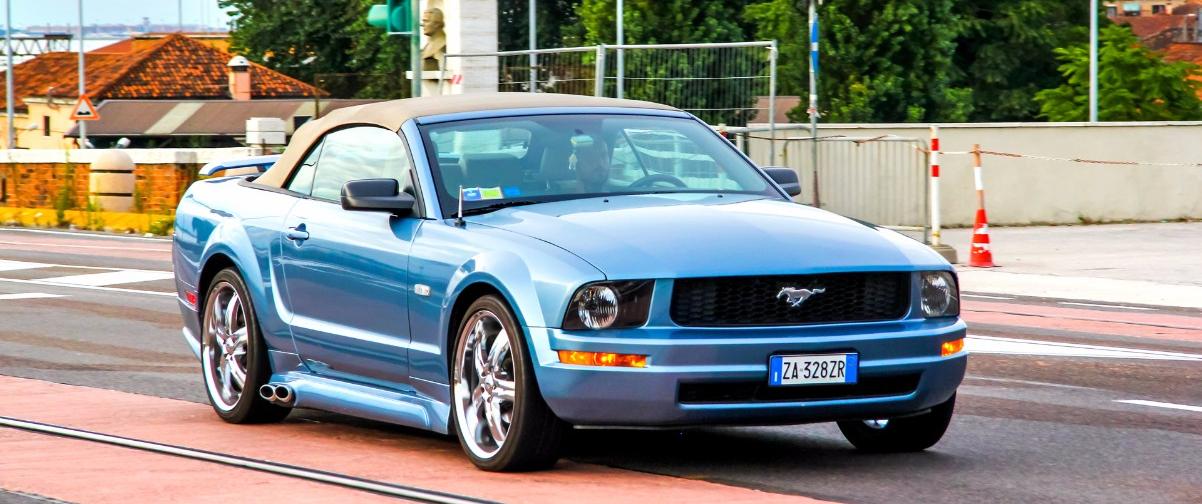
[[173, 93, 966, 471]]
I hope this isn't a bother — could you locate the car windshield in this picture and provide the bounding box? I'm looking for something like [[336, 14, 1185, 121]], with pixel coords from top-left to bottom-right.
[[418, 113, 777, 215]]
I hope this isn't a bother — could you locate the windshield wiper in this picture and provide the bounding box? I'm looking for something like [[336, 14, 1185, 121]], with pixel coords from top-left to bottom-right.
[[459, 200, 542, 216]]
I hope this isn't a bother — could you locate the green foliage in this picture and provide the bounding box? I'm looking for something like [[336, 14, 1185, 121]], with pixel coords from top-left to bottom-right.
[[148, 216, 174, 237], [498, 0, 582, 50], [1036, 25, 1202, 121], [52, 162, 77, 227], [747, 0, 971, 123], [950, 1, 1090, 122], [220, 0, 409, 99]]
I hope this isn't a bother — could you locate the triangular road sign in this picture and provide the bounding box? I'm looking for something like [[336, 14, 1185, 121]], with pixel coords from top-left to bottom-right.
[[70, 95, 100, 121]]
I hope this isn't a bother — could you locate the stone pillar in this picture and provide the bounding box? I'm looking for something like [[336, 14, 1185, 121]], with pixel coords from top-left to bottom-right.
[[424, 0, 498, 95], [88, 150, 135, 212]]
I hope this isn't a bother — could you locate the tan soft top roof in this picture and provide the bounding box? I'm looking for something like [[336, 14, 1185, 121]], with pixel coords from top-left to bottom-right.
[[254, 93, 680, 188]]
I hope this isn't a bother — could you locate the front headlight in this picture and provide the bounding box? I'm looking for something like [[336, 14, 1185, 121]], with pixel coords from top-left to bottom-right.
[[563, 281, 654, 330], [920, 271, 960, 318]]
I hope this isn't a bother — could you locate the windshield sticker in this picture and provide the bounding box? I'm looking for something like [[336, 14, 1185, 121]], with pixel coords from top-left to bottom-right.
[[502, 186, 521, 197], [462, 188, 483, 201], [479, 187, 504, 200]]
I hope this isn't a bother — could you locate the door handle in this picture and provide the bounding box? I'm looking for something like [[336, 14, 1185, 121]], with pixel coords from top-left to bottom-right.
[[286, 224, 310, 242]]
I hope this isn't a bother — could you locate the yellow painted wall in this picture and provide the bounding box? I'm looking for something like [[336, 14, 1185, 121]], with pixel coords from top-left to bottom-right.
[[0, 206, 173, 235], [0, 100, 80, 149]]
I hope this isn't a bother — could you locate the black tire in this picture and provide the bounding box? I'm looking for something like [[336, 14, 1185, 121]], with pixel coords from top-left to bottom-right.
[[837, 394, 956, 452], [450, 295, 568, 471], [200, 268, 290, 424]]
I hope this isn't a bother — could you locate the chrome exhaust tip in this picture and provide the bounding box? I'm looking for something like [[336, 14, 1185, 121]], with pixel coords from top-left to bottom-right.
[[258, 384, 276, 402], [274, 384, 294, 406]]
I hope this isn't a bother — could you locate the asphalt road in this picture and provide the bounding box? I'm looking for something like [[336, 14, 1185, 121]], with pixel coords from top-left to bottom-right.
[[1, 227, 1200, 503]]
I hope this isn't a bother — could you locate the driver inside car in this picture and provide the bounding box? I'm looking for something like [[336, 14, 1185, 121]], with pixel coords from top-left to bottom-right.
[[568, 132, 613, 194]]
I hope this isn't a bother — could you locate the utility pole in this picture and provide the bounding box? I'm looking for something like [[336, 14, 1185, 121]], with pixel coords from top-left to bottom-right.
[[77, 0, 87, 148], [807, 0, 820, 206], [411, 0, 420, 97], [178, 0, 184, 32], [615, 0, 623, 98], [528, 0, 536, 93], [1089, 0, 1099, 122], [5, 0, 14, 149]]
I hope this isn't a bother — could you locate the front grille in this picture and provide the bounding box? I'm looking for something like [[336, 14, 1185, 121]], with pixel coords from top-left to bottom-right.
[[678, 373, 921, 404], [670, 272, 910, 327]]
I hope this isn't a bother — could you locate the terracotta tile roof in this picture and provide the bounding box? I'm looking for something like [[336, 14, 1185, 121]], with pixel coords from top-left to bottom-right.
[[1164, 42, 1202, 64], [1112, 14, 1196, 40], [0, 33, 320, 111]]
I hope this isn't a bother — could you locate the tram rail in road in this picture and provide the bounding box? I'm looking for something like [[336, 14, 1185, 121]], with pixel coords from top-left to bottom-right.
[[0, 416, 493, 504]]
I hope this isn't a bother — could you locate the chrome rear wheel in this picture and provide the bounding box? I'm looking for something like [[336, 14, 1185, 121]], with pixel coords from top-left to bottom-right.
[[199, 268, 289, 424], [203, 281, 249, 412]]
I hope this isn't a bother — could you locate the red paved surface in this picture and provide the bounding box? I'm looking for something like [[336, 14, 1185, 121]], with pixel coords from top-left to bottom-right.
[[963, 300, 1202, 342], [0, 376, 833, 504]]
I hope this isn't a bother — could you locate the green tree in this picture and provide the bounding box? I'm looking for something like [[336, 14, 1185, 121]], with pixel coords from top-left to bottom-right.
[[746, 0, 971, 123], [575, 0, 763, 125], [1036, 24, 1202, 121], [220, 0, 409, 99], [498, 0, 583, 51], [951, 1, 1091, 121]]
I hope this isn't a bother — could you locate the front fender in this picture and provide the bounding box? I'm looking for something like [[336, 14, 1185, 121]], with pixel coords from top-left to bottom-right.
[[407, 221, 603, 395]]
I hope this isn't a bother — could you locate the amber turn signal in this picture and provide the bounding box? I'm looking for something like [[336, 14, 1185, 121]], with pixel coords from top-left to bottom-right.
[[557, 350, 648, 368], [941, 338, 965, 357]]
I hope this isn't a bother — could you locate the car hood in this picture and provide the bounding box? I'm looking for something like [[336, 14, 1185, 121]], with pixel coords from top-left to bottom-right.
[[467, 193, 947, 279]]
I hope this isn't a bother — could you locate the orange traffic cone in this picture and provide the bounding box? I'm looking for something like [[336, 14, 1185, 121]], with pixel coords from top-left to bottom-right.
[[969, 208, 995, 268]]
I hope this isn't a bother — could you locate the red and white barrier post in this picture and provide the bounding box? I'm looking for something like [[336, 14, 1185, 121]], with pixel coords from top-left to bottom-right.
[[929, 126, 942, 247], [969, 144, 996, 267]]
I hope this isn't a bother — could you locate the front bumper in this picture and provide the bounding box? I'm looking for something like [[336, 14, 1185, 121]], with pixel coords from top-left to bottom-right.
[[527, 318, 967, 426]]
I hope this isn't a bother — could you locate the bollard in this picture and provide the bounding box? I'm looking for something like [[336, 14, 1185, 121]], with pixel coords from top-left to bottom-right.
[[88, 150, 135, 212], [926, 126, 957, 263]]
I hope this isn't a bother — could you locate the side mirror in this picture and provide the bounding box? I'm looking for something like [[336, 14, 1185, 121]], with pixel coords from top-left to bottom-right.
[[341, 178, 415, 215], [763, 167, 801, 197]]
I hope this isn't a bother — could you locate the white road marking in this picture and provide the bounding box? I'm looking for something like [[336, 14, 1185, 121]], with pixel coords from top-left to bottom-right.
[[0, 227, 169, 242], [1115, 399, 1202, 414], [967, 335, 1202, 362], [36, 269, 175, 287], [0, 277, 175, 297], [0, 259, 51, 272], [963, 293, 1015, 300], [966, 376, 1097, 391], [1058, 301, 1156, 311], [0, 240, 167, 252], [0, 293, 65, 300]]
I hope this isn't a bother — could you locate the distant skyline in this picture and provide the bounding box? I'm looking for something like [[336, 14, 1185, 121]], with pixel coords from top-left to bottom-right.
[[8, 0, 231, 30]]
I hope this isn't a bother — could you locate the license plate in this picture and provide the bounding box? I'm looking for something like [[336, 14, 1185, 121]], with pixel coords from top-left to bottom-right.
[[768, 353, 858, 387]]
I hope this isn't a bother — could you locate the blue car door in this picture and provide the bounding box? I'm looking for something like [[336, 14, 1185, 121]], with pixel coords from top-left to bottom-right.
[[278, 126, 421, 389]]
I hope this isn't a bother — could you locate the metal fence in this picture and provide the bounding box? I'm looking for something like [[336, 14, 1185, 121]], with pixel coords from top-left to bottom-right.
[[778, 135, 930, 238], [441, 41, 777, 129]]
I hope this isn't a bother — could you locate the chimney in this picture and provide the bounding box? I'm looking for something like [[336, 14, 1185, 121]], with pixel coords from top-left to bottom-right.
[[227, 55, 252, 101]]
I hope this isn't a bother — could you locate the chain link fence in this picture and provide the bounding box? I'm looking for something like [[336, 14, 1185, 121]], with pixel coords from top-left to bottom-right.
[[442, 42, 777, 129]]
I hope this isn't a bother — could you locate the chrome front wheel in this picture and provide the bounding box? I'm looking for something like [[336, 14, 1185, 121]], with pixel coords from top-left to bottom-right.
[[203, 281, 249, 412], [453, 309, 517, 459], [450, 295, 566, 471]]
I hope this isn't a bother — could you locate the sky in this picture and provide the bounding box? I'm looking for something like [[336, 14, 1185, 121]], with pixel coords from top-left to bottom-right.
[[9, 0, 231, 29]]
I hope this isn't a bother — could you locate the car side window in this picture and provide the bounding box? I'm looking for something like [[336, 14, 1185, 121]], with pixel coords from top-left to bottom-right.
[[285, 140, 323, 195], [310, 126, 412, 202]]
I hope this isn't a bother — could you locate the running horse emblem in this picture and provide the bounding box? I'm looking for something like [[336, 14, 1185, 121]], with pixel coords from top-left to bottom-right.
[[777, 287, 826, 308]]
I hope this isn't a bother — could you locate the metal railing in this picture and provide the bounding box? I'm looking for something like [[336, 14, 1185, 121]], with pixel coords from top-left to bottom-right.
[[776, 135, 930, 240]]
